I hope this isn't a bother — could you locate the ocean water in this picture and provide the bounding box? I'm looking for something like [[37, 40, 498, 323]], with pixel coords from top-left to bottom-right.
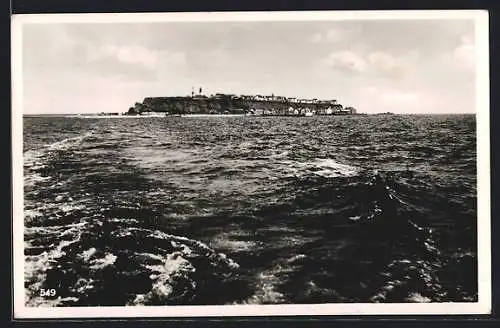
[[22, 114, 477, 306]]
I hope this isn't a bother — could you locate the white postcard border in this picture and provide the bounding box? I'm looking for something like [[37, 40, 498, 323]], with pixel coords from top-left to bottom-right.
[[11, 10, 491, 318]]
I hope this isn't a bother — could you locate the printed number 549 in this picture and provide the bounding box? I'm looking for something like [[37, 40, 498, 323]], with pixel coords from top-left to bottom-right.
[[40, 289, 56, 297]]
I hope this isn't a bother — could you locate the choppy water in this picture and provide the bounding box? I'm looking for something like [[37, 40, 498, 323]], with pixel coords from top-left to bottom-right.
[[22, 115, 477, 306]]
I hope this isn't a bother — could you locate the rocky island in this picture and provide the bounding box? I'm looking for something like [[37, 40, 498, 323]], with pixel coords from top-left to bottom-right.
[[127, 91, 357, 117]]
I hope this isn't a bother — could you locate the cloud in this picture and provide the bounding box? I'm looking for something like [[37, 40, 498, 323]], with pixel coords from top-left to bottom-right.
[[308, 28, 346, 43], [368, 51, 399, 71], [93, 45, 186, 71], [100, 45, 159, 69], [22, 25, 187, 81], [163, 51, 187, 66], [309, 33, 323, 43], [453, 35, 475, 69], [21, 20, 477, 114], [323, 51, 367, 72], [75, 44, 187, 81], [320, 49, 418, 79]]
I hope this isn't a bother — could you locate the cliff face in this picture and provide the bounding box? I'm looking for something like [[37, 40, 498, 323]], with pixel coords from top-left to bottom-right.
[[128, 96, 349, 115]]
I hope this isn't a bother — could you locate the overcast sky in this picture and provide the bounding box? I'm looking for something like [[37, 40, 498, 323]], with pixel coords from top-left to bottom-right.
[[21, 19, 476, 114]]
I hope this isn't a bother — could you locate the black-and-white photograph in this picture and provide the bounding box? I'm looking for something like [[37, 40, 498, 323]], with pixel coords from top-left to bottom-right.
[[12, 11, 490, 318]]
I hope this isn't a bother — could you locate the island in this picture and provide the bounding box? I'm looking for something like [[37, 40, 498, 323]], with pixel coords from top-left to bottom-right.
[[126, 92, 358, 117]]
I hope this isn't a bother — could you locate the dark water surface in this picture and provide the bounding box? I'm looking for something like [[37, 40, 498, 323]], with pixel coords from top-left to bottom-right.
[[23, 115, 477, 306]]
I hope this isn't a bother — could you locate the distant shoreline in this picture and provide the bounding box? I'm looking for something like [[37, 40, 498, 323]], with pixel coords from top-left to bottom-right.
[[25, 113, 362, 118], [22, 113, 476, 118]]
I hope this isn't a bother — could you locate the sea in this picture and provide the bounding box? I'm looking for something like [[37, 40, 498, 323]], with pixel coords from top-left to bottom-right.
[[22, 114, 478, 306]]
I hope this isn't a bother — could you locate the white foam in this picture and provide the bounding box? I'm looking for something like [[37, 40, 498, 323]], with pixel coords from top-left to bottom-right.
[[75, 277, 95, 294], [210, 237, 258, 252], [24, 173, 51, 188], [58, 204, 85, 213], [349, 215, 362, 221], [23, 131, 95, 191], [244, 271, 286, 304], [24, 209, 43, 220], [135, 252, 165, 262], [287, 254, 307, 263], [89, 253, 117, 270], [24, 222, 85, 306], [25, 223, 242, 306], [80, 248, 97, 261], [47, 132, 94, 151], [310, 159, 359, 178], [281, 158, 359, 178], [132, 253, 196, 305], [406, 292, 432, 303]]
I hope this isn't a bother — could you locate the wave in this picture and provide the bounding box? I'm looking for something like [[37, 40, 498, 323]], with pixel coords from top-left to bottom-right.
[[24, 132, 95, 189], [21, 114, 477, 304], [22, 129, 248, 307], [280, 158, 359, 178], [23, 161, 475, 305], [24, 213, 242, 306], [336, 171, 473, 303], [241, 170, 451, 304]]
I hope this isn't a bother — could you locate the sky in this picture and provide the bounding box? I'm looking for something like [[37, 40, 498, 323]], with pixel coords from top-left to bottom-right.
[[20, 18, 477, 114]]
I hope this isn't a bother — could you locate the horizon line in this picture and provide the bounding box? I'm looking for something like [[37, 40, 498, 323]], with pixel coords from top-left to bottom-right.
[[22, 112, 477, 116]]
